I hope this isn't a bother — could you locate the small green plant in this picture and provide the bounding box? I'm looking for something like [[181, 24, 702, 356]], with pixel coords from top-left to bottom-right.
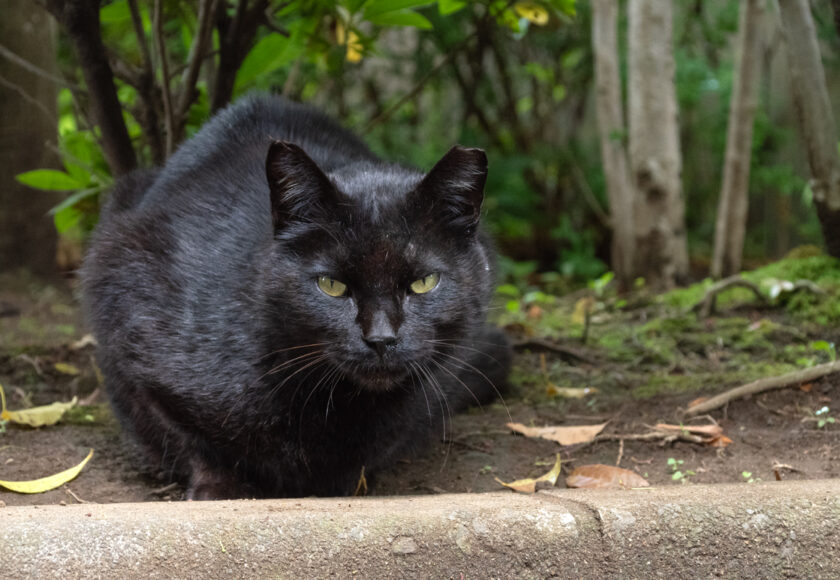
[[0, 418, 7, 435], [667, 457, 695, 483], [741, 471, 759, 483], [479, 465, 494, 475], [815, 406, 836, 429]]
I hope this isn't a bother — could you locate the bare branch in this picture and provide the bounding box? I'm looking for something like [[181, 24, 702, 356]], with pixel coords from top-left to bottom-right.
[[0, 73, 57, 122], [683, 360, 840, 417], [127, 0, 153, 75], [0, 42, 83, 90], [153, 0, 175, 157], [176, 0, 219, 126]]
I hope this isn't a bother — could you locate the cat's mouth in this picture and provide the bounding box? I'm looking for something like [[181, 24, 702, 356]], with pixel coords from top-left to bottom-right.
[[349, 363, 410, 391]]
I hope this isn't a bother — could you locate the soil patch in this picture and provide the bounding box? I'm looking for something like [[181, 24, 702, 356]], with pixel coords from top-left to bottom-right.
[[1, 273, 838, 506]]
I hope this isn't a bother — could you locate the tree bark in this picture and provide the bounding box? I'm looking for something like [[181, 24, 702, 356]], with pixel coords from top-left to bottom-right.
[[211, 0, 268, 112], [591, 0, 635, 290], [778, 0, 840, 258], [44, 0, 137, 176], [627, 0, 689, 290], [0, 0, 61, 274], [711, 0, 763, 279]]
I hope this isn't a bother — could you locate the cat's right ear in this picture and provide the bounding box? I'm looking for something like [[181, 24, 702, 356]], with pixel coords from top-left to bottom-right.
[[266, 141, 337, 228]]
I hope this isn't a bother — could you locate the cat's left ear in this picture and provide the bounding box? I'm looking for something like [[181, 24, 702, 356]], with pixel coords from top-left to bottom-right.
[[415, 146, 487, 234]]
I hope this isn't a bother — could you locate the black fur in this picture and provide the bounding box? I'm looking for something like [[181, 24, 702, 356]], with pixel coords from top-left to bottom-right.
[[82, 95, 510, 499]]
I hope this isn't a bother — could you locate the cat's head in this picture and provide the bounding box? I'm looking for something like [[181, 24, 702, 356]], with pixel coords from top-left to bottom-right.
[[263, 142, 494, 391]]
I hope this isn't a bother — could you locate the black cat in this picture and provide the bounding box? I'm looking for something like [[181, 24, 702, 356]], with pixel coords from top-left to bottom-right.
[[82, 95, 510, 499]]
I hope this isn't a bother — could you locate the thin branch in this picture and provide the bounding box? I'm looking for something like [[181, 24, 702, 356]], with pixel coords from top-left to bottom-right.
[[0, 74, 58, 122], [154, 0, 175, 157], [176, 0, 219, 124], [127, 0, 153, 75], [683, 360, 840, 417], [0, 43, 83, 91]]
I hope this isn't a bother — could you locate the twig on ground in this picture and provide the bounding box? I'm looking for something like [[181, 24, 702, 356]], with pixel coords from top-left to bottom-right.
[[683, 360, 840, 417], [148, 482, 180, 497], [511, 337, 598, 365], [615, 438, 624, 466], [692, 275, 766, 317], [64, 486, 90, 504]]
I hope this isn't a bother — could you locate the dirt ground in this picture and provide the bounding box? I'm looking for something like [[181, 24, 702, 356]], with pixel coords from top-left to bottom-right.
[[1, 270, 838, 506]]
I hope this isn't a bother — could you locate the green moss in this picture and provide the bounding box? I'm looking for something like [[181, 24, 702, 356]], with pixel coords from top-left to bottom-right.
[[742, 255, 840, 285], [63, 404, 113, 426]]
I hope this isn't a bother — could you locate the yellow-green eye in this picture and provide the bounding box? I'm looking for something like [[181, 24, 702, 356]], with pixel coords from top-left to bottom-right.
[[410, 273, 440, 294], [317, 276, 348, 297]]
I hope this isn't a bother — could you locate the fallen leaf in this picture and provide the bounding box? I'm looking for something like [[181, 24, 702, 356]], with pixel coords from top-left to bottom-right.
[[526, 304, 543, 320], [799, 383, 813, 392], [565, 464, 650, 490], [546, 385, 598, 399], [707, 435, 733, 448], [0, 382, 77, 427], [0, 449, 93, 494], [507, 422, 607, 445], [70, 334, 97, 349], [53, 362, 81, 376], [571, 296, 595, 325], [687, 397, 709, 408], [496, 454, 561, 493]]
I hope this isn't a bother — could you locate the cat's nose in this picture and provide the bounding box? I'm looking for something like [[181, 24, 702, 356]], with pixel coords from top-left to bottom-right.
[[364, 334, 397, 357], [363, 310, 398, 357]]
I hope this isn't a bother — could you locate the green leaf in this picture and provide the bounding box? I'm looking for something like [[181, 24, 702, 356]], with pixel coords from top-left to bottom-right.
[[438, 0, 466, 15], [16, 169, 84, 191], [53, 205, 82, 234], [367, 9, 433, 29], [363, 0, 434, 18], [100, 0, 131, 23], [235, 34, 298, 91]]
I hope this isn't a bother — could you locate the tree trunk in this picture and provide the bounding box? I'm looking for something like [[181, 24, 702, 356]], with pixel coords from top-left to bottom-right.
[[711, 0, 763, 278], [778, 0, 840, 258], [44, 0, 136, 176], [591, 0, 635, 290], [627, 0, 689, 290], [0, 0, 61, 275]]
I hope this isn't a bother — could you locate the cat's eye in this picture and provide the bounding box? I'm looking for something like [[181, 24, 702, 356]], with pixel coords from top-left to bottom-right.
[[410, 273, 441, 294], [317, 276, 348, 297]]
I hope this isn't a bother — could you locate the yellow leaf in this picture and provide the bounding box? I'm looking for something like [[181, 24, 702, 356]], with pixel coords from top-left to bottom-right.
[[335, 20, 347, 46], [571, 296, 594, 325], [0, 382, 77, 427], [54, 362, 81, 375], [514, 2, 549, 25], [346, 30, 363, 63], [496, 454, 561, 493], [0, 449, 93, 494], [507, 421, 607, 445]]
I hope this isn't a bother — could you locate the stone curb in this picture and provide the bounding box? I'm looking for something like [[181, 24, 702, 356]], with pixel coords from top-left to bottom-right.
[[2, 480, 839, 578]]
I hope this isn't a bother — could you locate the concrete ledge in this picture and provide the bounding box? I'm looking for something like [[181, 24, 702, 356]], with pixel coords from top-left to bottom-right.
[[3, 480, 839, 578]]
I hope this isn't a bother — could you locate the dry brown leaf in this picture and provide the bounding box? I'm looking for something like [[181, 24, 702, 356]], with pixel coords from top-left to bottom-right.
[[565, 464, 650, 490], [526, 305, 543, 320], [707, 435, 733, 448], [495, 454, 561, 493], [507, 422, 607, 445], [799, 382, 813, 392], [687, 396, 709, 408]]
